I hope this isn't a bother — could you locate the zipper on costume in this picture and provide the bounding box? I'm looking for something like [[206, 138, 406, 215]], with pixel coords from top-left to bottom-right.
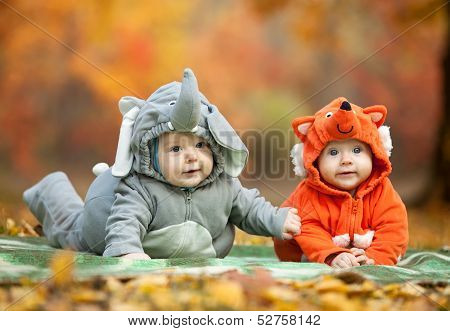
[[172, 188, 192, 258], [185, 190, 192, 221], [350, 199, 358, 239]]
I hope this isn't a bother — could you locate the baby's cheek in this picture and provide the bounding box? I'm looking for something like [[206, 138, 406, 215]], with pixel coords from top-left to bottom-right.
[[359, 154, 373, 178], [202, 152, 214, 171]]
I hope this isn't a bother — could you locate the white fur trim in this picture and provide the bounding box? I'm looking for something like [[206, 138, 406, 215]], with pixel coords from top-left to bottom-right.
[[290, 143, 306, 178], [378, 125, 393, 157], [353, 230, 374, 249], [332, 233, 350, 248], [111, 106, 141, 177], [92, 163, 109, 177]]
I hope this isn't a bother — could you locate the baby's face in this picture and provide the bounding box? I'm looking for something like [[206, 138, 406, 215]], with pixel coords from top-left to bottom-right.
[[317, 139, 372, 195], [158, 132, 213, 188]]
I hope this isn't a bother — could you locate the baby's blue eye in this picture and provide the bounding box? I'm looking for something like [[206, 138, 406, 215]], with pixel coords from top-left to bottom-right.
[[170, 146, 181, 152], [353, 147, 361, 154], [329, 149, 338, 156], [196, 142, 206, 148]]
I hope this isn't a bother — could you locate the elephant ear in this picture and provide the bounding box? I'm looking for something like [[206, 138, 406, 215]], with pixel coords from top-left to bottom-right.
[[111, 96, 145, 177], [118, 96, 145, 116], [206, 105, 248, 177]]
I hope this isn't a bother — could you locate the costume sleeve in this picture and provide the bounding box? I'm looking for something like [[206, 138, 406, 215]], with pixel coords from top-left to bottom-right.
[[228, 178, 289, 239], [103, 178, 152, 257], [272, 188, 303, 261], [295, 216, 350, 263], [364, 179, 408, 265], [280, 189, 296, 208]]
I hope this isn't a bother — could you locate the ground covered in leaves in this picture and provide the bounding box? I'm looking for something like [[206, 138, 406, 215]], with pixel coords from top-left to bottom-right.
[[0, 251, 448, 310], [1, 249, 448, 311], [0, 211, 449, 311]]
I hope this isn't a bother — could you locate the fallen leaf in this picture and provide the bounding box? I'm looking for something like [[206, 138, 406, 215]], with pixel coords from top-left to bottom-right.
[[49, 251, 75, 288], [315, 276, 348, 293]]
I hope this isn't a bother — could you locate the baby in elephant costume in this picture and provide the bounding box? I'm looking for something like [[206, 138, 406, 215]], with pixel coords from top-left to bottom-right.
[[23, 69, 300, 260]]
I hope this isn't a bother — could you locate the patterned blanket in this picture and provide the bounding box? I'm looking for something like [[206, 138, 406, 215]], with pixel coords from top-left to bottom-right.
[[0, 236, 448, 284]]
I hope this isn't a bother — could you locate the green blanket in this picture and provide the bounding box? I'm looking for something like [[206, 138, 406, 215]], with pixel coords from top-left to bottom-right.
[[0, 236, 448, 284]]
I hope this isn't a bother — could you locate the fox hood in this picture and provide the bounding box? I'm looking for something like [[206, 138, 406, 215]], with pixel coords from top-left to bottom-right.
[[276, 97, 408, 265]]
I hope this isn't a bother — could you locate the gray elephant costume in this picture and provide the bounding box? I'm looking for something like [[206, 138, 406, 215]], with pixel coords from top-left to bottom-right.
[[23, 69, 289, 258]]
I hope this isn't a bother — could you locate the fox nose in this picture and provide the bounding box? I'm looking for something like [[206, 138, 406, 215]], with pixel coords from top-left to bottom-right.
[[340, 101, 352, 111]]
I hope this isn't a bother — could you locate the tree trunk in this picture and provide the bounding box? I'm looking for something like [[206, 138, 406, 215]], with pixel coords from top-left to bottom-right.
[[431, 2, 450, 203]]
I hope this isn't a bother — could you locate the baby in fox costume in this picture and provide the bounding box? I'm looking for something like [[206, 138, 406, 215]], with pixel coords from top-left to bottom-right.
[[274, 97, 408, 268]]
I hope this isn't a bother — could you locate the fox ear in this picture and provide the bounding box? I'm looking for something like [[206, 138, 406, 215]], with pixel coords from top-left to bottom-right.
[[292, 116, 315, 141], [363, 105, 387, 128]]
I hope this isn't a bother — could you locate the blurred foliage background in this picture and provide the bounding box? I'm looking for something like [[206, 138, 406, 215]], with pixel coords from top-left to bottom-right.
[[0, 0, 448, 248]]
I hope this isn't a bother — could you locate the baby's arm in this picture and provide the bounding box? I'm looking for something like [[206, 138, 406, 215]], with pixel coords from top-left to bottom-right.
[[273, 188, 304, 261], [103, 178, 152, 258], [228, 178, 299, 238], [363, 179, 408, 265], [297, 217, 350, 263], [282, 208, 301, 239]]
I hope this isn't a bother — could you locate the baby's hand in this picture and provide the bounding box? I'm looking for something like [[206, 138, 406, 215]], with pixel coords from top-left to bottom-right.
[[350, 248, 375, 265], [120, 253, 151, 260], [281, 208, 301, 240], [331, 252, 361, 268]]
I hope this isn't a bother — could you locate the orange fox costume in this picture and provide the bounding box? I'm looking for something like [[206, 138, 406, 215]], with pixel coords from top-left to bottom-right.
[[274, 97, 408, 265]]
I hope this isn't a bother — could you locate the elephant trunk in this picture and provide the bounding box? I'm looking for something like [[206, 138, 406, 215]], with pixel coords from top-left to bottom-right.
[[170, 68, 201, 131]]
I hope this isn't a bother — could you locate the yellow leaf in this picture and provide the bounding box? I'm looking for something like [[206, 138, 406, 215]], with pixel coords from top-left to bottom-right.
[[149, 288, 180, 310], [292, 279, 317, 289], [348, 280, 377, 295], [364, 298, 392, 311], [50, 251, 75, 288], [263, 285, 298, 302], [319, 292, 361, 310], [105, 276, 124, 293], [205, 279, 245, 310], [315, 276, 348, 293], [71, 289, 106, 303], [177, 290, 203, 310], [398, 283, 425, 298], [382, 283, 401, 297], [262, 286, 300, 310], [128, 275, 169, 294], [7, 286, 47, 311], [6, 218, 20, 236]]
